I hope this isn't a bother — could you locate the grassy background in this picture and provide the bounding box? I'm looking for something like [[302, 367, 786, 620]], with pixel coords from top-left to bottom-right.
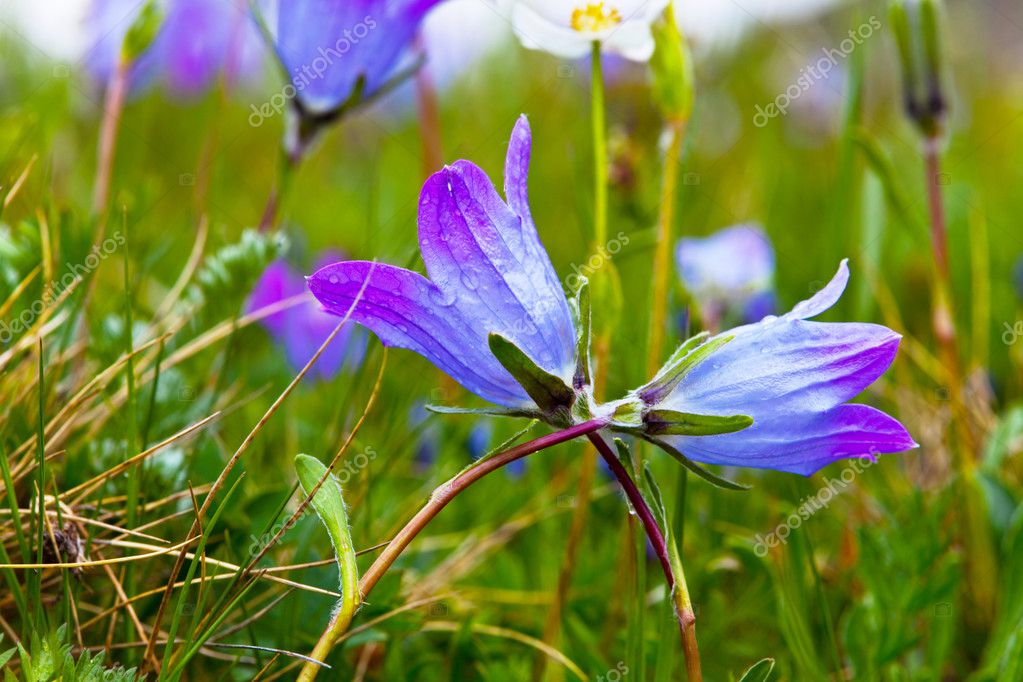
[[1, 0, 1023, 679]]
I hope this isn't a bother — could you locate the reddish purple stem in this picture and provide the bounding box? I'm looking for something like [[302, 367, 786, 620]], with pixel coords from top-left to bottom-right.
[[586, 432, 674, 589]]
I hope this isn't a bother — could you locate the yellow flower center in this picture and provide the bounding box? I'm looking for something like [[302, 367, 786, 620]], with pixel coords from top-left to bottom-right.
[[570, 3, 622, 34]]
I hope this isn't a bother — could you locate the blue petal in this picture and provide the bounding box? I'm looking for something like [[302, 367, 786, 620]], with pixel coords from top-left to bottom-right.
[[662, 404, 917, 476], [308, 261, 530, 408], [788, 259, 850, 320], [666, 319, 902, 417], [418, 160, 575, 380]]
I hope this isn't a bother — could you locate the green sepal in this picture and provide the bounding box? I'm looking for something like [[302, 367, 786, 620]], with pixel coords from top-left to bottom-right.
[[121, 0, 163, 63], [645, 409, 753, 437], [425, 404, 541, 420], [644, 436, 751, 491], [573, 277, 593, 389], [488, 333, 575, 422], [639, 334, 732, 404], [613, 437, 636, 473]]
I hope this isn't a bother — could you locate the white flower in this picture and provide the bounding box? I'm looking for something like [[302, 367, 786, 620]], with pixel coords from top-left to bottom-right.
[[510, 0, 670, 61]]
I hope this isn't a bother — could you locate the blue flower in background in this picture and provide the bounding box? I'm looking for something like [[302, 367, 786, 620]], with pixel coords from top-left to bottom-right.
[[638, 261, 917, 475], [247, 254, 365, 380], [272, 0, 445, 117], [86, 0, 264, 96], [1014, 255, 1023, 302], [676, 224, 776, 331]]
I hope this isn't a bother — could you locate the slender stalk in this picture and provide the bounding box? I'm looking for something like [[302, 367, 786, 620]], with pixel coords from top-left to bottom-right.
[[258, 151, 297, 232], [297, 419, 609, 682], [591, 41, 608, 248], [647, 118, 687, 375], [923, 137, 950, 283], [585, 432, 702, 681], [93, 58, 129, 217], [414, 42, 444, 178]]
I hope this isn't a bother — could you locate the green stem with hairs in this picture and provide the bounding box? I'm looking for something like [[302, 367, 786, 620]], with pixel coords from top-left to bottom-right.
[[591, 41, 608, 249]]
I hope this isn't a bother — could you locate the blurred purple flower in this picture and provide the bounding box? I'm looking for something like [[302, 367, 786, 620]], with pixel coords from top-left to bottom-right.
[[1014, 255, 1023, 302], [86, 0, 264, 96], [640, 261, 917, 475], [676, 224, 776, 330], [247, 254, 365, 380], [308, 116, 577, 409], [272, 0, 445, 116]]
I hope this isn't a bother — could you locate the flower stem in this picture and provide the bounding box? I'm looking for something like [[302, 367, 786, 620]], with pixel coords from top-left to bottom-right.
[[92, 58, 130, 218], [297, 418, 609, 681], [258, 150, 297, 232], [591, 41, 608, 248], [585, 432, 702, 681], [647, 117, 687, 375]]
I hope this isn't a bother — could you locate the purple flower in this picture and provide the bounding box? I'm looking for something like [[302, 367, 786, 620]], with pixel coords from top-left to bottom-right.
[[636, 261, 917, 475], [1014, 255, 1023, 302], [676, 224, 776, 329], [309, 116, 577, 410], [86, 0, 263, 96], [247, 254, 365, 380], [273, 0, 445, 116]]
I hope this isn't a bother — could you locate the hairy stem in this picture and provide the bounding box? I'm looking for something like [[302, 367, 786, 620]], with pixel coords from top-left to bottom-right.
[[297, 419, 609, 681], [591, 41, 608, 248], [93, 58, 129, 218], [647, 117, 687, 375], [585, 432, 702, 681]]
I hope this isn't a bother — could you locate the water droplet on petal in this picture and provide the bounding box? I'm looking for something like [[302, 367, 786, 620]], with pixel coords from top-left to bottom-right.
[[429, 288, 456, 307], [328, 275, 339, 284]]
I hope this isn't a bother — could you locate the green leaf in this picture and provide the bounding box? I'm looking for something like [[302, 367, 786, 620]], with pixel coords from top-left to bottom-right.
[[738, 657, 776, 682], [488, 333, 575, 419], [0, 641, 14, 670], [639, 334, 733, 404], [645, 410, 753, 436], [645, 437, 751, 491], [121, 0, 163, 63], [295, 454, 361, 626]]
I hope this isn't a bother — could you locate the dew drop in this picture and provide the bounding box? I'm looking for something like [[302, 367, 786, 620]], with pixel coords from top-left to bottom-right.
[[429, 288, 456, 307], [328, 275, 339, 285]]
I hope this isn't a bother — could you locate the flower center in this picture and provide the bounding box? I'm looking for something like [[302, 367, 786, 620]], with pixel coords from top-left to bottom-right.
[[570, 3, 622, 34]]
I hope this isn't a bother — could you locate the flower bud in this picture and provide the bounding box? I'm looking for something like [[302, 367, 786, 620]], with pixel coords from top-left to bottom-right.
[[889, 0, 949, 139]]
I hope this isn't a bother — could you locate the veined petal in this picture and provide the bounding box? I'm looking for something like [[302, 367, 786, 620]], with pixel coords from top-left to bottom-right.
[[666, 319, 901, 417], [308, 260, 530, 408], [661, 404, 917, 476], [504, 116, 578, 368], [248, 256, 363, 380], [418, 159, 574, 380]]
